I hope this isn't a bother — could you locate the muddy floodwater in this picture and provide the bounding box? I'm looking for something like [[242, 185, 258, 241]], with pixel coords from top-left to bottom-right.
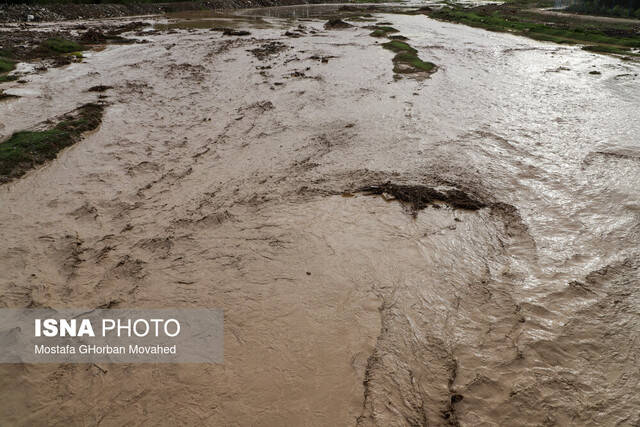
[[1, 4, 639, 426]]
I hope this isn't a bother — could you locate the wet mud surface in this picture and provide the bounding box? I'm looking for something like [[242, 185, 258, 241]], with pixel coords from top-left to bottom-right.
[[0, 20, 149, 74], [1, 5, 640, 426]]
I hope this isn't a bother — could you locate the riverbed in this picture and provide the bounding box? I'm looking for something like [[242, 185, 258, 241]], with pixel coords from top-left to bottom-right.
[[0, 5, 639, 425]]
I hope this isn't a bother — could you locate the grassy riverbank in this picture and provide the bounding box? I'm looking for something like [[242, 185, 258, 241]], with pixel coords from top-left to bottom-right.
[[0, 103, 104, 182], [421, 1, 640, 56], [381, 40, 436, 73]]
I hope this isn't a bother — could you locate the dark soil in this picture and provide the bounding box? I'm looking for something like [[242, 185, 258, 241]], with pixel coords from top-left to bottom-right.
[[80, 29, 107, 44], [0, 22, 148, 79], [223, 29, 251, 36], [284, 26, 307, 38], [309, 54, 334, 63], [324, 19, 354, 30], [3, 32, 115, 62], [249, 41, 289, 60], [87, 85, 113, 92], [0, 90, 19, 100], [359, 182, 485, 215], [209, 27, 252, 36]]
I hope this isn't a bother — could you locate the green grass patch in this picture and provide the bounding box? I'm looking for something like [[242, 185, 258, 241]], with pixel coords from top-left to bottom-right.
[[0, 103, 104, 182], [380, 40, 436, 75], [374, 26, 399, 33], [66, 51, 84, 59], [0, 58, 16, 74], [0, 58, 16, 84], [382, 40, 417, 54], [369, 25, 398, 37], [582, 44, 639, 55], [527, 33, 576, 44], [370, 26, 400, 37], [348, 16, 378, 22], [427, 7, 640, 51], [393, 52, 436, 73], [0, 75, 19, 83], [43, 38, 82, 54], [567, 3, 640, 20], [0, 129, 69, 177]]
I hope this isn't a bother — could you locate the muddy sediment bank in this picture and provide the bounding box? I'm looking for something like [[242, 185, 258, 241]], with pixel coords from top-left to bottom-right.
[[359, 183, 485, 214], [0, 103, 105, 183]]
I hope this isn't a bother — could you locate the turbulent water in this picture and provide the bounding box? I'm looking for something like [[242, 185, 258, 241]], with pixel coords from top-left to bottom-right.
[[1, 7, 639, 425]]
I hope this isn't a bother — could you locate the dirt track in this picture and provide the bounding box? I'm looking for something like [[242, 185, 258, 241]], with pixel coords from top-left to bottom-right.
[[1, 7, 640, 425]]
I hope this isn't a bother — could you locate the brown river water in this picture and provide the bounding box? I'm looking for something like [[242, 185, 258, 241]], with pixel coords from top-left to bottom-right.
[[0, 5, 639, 426]]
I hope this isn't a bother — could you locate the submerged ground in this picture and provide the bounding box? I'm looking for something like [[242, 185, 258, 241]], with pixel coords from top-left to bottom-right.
[[0, 4, 639, 425]]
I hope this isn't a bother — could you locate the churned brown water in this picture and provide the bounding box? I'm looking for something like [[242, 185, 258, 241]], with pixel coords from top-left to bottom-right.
[[0, 7, 639, 426]]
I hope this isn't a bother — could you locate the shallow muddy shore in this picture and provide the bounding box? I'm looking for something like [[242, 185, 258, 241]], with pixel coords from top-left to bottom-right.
[[1, 5, 639, 425]]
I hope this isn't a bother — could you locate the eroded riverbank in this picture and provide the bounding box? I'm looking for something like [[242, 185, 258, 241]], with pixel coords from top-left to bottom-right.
[[1, 6, 639, 425]]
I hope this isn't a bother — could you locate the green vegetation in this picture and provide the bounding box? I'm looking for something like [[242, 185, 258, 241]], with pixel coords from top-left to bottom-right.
[[0, 58, 15, 74], [0, 75, 19, 83], [42, 38, 82, 54], [567, 0, 640, 19], [67, 51, 84, 60], [526, 32, 576, 44], [0, 104, 104, 182], [373, 26, 399, 33], [0, 57, 17, 84], [381, 41, 436, 74], [381, 40, 417, 54], [370, 26, 400, 37], [426, 6, 640, 55], [393, 52, 436, 73], [348, 16, 378, 22], [582, 44, 638, 55]]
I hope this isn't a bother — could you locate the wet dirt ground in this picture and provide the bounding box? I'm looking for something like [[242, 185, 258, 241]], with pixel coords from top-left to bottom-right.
[[1, 5, 639, 425]]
